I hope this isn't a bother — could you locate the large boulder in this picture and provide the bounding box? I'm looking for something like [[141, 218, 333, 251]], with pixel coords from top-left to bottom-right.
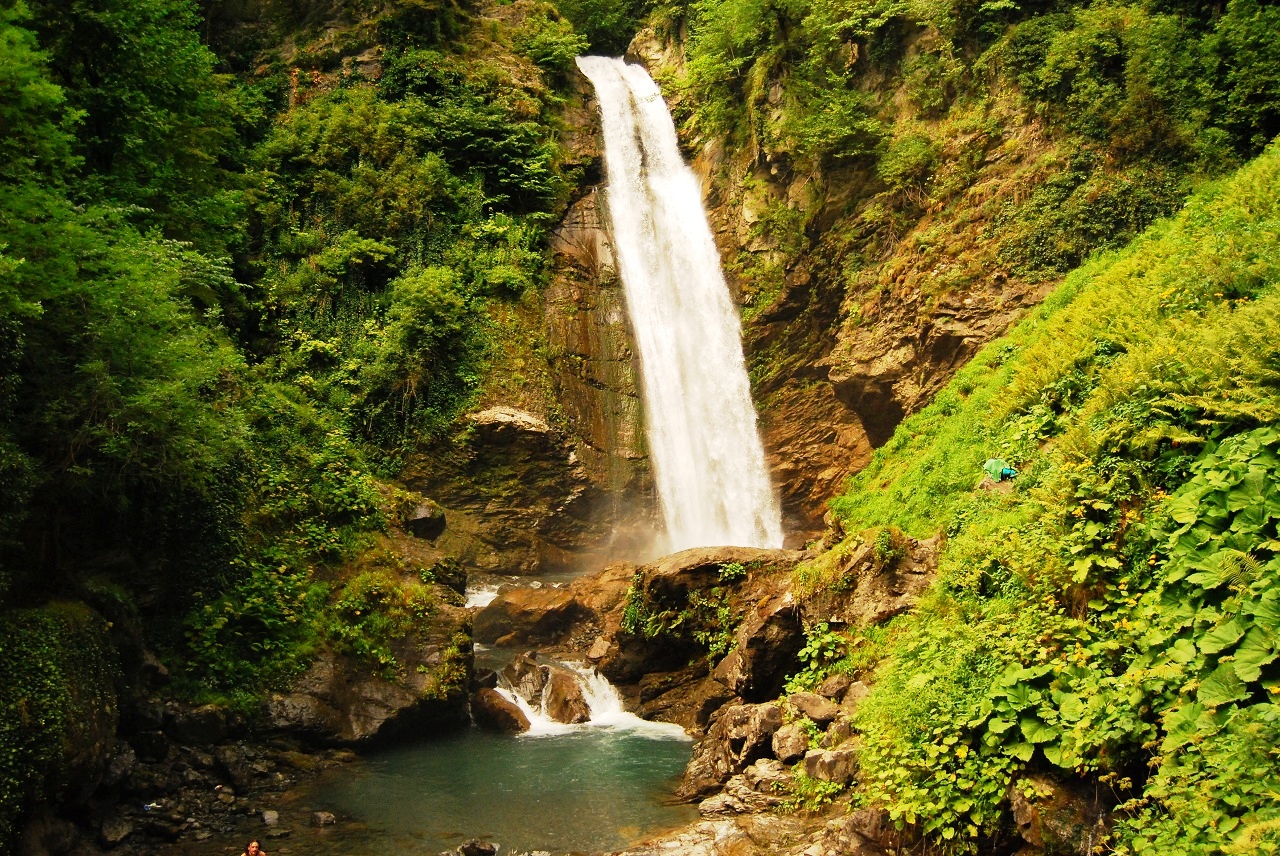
[[787, 692, 840, 725], [817, 808, 913, 855], [771, 722, 810, 764], [470, 689, 530, 734], [713, 593, 805, 701], [404, 500, 447, 540], [801, 537, 938, 628], [265, 603, 471, 745], [802, 748, 859, 785], [474, 587, 586, 646], [544, 669, 592, 724], [598, 547, 806, 684], [501, 651, 549, 704], [677, 703, 784, 801]]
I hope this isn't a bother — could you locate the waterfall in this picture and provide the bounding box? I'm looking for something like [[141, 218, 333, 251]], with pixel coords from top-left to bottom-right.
[[576, 56, 784, 552], [496, 662, 689, 740]]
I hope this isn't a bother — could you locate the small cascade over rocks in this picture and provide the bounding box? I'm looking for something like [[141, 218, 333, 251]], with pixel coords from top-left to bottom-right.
[[488, 654, 690, 740], [576, 56, 783, 553]]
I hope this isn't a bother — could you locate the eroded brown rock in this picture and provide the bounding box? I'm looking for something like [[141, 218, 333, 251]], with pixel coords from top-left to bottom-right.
[[470, 688, 530, 734], [1010, 775, 1111, 855], [677, 703, 784, 801], [544, 668, 592, 724]]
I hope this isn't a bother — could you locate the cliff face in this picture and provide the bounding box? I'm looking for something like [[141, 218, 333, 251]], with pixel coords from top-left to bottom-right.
[[621, 28, 1064, 542], [398, 72, 662, 577]]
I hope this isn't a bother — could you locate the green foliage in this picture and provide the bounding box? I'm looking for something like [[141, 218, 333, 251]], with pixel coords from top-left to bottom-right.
[[183, 559, 326, 692], [878, 130, 940, 198], [512, 4, 588, 76], [718, 561, 748, 582], [785, 621, 862, 693], [554, 0, 646, 53], [0, 2, 76, 186], [834, 142, 1280, 851], [732, 198, 810, 319], [832, 140, 1280, 538], [0, 604, 118, 851], [621, 572, 649, 636], [361, 266, 485, 441], [621, 573, 743, 664], [0, 0, 573, 832], [783, 770, 846, 811], [326, 570, 438, 677], [872, 527, 905, 566], [422, 631, 472, 700], [673, 0, 1280, 302], [23, 0, 248, 247]]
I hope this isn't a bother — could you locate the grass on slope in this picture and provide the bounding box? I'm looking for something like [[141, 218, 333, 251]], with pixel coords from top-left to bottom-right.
[[817, 141, 1280, 854]]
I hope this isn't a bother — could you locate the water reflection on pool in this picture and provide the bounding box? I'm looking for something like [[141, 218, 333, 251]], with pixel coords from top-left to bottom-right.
[[305, 725, 696, 854]]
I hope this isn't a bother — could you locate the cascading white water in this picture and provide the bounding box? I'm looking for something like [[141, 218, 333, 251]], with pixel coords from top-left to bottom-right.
[[496, 662, 688, 740], [576, 56, 785, 553]]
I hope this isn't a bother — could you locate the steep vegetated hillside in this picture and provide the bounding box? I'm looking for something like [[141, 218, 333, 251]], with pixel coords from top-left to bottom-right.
[[0, 0, 589, 843], [637, 0, 1280, 531], [802, 143, 1280, 853]]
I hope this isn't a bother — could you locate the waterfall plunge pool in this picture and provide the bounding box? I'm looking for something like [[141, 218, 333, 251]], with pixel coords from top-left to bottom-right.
[[299, 656, 697, 854], [301, 724, 697, 854]]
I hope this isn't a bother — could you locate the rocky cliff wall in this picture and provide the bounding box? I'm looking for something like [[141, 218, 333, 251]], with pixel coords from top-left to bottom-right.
[[397, 74, 660, 577], [626, 28, 1061, 544]]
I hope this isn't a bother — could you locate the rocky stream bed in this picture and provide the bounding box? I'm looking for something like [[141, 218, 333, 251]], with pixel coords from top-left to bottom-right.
[[22, 540, 1105, 856]]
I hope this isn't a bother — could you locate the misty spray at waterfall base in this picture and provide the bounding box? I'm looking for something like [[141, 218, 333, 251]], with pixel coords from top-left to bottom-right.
[[576, 56, 784, 553]]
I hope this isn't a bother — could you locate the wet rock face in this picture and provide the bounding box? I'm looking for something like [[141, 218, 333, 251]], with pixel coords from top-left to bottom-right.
[[544, 669, 592, 724], [546, 183, 651, 502], [470, 688, 531, 734], [677, 703, 784, 801], [264, 602, 471, 745], [395, 74, 660, 581], [1010, 775, 1112, 854], [501, 651, 550, 704], [636, 664, 734, 734]]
